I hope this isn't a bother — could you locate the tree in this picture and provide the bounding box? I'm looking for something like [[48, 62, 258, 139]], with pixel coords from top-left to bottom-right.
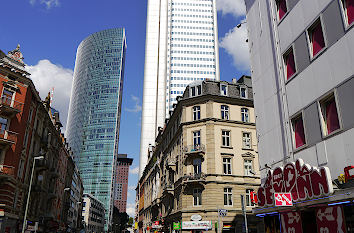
[[112, 207, 129, 233]]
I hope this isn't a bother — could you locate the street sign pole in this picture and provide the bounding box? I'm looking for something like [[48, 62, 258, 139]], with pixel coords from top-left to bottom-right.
[[217, 207, 220, 233], [241, 195, 248, 233]]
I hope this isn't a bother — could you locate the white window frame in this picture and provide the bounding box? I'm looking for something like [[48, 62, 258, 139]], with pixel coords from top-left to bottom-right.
[[223, 157, 232, 175], [242, 132, 251, 149], [190, 85, 202, 97], [220, 84, 228, 96], [241, 108, 250, 122], [222, 130, 231, 147], [318, 92, 342, 137], [339, 0, 354, 29], [221, 105, 229, 120], [282, 45, 298, 82], [224, 187, 233, 206], [244, 159, 253, 176], [193, 188, 202, 206], [246, 189, 255, 207], [193, 106, 201, 121], [193, 158, 202, 175], [306, 17, 327, 60], [193, 130, 201, 146], [240, 86, 248, 99], [275, 0, 288, 21]]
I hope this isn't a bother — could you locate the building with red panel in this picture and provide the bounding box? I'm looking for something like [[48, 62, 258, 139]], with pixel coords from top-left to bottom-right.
[[0, 45, 42, 232], [113, 154, 132, 213]]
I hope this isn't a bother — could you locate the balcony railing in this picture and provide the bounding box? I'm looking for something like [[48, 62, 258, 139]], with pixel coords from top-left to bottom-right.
[[0, 96, 23, 116], [184, 144, 205, 154], [0, 129, 17, 145], [182, 172, 206, 183], [0, 165, 15, 176]]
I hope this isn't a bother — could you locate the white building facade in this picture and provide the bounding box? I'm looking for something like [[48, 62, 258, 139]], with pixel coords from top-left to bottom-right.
[[139, 0, 220, 176], [82, 193, 105, 233], [245, 0, 354, 231]]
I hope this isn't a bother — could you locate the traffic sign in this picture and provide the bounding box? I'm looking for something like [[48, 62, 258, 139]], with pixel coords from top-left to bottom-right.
[[218, 209, 227, 217], [274, 193, 293, 206]]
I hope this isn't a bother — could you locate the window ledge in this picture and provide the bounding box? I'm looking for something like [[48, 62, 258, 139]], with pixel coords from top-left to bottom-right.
[[310, 46, 327, 62], [293, 144, 308, 153], [277, 11, 290, 25], [242, 148, 253, 151], [221, 146, 233, 149], [322, 127, 342, 140], [285, 72, 299, 85]]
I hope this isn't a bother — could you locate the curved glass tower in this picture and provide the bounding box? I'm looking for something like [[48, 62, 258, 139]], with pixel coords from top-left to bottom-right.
[[66, 28, 126, 229]]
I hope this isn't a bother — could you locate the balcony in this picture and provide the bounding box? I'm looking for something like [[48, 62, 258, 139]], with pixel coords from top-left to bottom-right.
[[0, 129, 17, 146], [0, 96, 23, 117], [182, 172, 206, 185], [36, 158, 49, 171], [184, 144, 205, 154], [0, 165, 15, 181], [162, 183, 174, 195]]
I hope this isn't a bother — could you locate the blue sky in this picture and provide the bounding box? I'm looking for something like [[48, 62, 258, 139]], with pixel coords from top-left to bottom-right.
[[0, 0, 249, 216]]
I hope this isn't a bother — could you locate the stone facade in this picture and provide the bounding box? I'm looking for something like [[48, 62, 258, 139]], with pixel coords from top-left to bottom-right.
[[137, 77, 263, 233]]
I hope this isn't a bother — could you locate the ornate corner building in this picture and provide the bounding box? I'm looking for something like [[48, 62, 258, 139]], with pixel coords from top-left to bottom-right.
[[137, 78, 264, 233]]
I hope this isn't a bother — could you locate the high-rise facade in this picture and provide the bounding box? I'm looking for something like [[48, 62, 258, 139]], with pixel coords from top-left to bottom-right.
[[244, 0, 354, 231], [66, 28, 126, 229], [113, 154, 133, 213], [139, 0, 220, 176]]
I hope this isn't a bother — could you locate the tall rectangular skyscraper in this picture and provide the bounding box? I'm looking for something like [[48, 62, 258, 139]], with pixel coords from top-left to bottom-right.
[[139, 0, 220, 176], [66, 28, 126, 230]]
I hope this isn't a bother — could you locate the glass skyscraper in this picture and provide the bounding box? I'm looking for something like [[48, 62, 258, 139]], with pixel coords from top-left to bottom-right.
[[139, 0, 220, 176], [66, 28, 126, 229]]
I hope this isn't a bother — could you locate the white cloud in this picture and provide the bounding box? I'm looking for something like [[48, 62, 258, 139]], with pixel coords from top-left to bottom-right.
[[130, 166, 139, 175], [125, 95, 142, 113], [216, 0, 246, 18], [126, 203, 135, 217], [128, 185, 136, 190], [219, 25, 250, 71], [30, 0, 60, 9], [26, 60, 73, 131]]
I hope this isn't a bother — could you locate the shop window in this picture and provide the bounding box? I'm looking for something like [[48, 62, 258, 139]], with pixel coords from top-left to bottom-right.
[[319, 94, 340, 136], [307, 19, 326, 58], [221, 105, 229, 120], [283, 47, 296, 80], [276, 0, 287, 21], [292, 114, 306, 148], [340, 0, 354, 27]]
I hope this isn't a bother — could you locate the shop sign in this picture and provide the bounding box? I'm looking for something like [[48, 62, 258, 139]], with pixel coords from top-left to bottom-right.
[[191, 214, 202, 221], [281, 211, 302, 233], [274, 193, 293, 206], [257, 159, 333, 207], [134, 222, 138, 230], [182, 221, 212, 230], [316, 206, 346, 233], [173, 222, 181, 230]]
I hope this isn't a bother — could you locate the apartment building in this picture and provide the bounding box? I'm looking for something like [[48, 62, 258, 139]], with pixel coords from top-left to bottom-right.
[[244, 0, 354, 232], [82, 193, 105, 233], [137, 78, 263, 233]]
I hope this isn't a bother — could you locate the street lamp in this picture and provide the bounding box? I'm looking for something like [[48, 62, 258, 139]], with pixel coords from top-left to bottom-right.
[[21, 155, 44, 233]]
